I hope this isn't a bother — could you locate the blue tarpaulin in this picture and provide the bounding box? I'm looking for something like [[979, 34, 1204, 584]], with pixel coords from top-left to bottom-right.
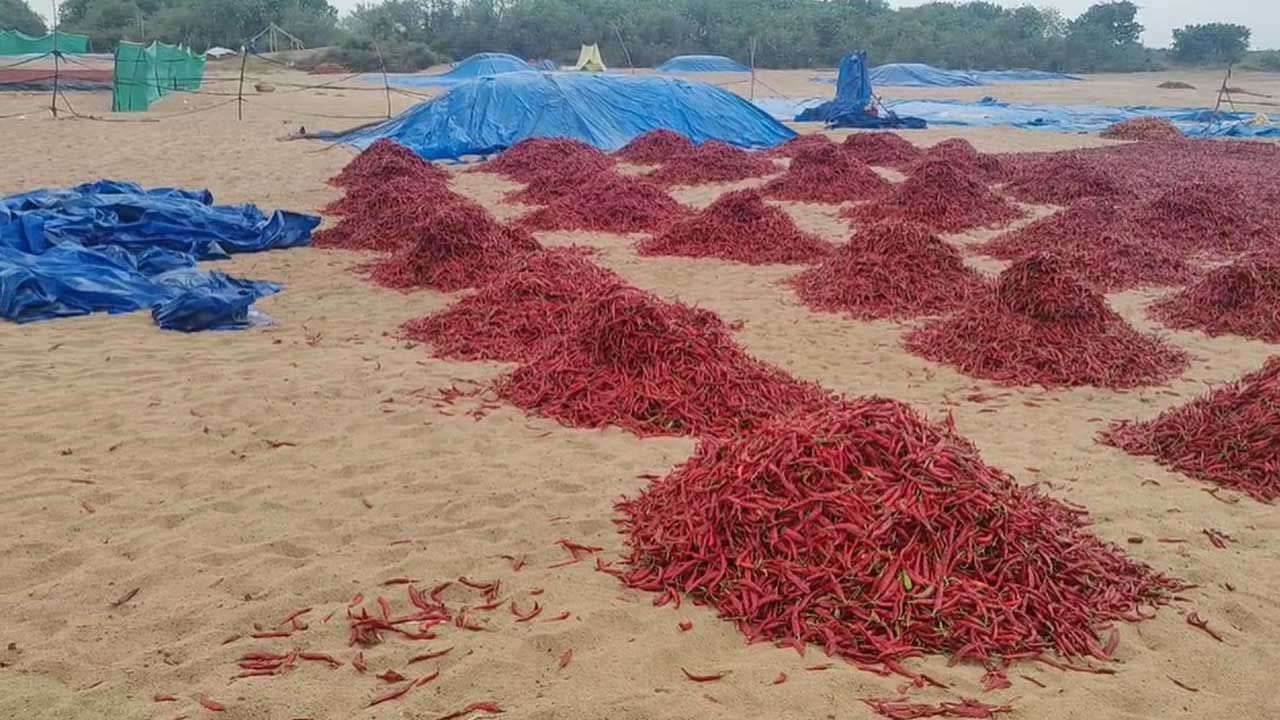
[[0, 181, 318, 331], [867, 63, 1079, 87], [333, 71, 795, 160], [879, 98, 1280, 137], [656, 55, 750, 73], [373, 52, 533, 88], [796, 53, 925, 129]]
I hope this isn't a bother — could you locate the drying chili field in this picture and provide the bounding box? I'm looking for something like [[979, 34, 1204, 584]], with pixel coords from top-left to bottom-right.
[[2, 69, 1280, 720]]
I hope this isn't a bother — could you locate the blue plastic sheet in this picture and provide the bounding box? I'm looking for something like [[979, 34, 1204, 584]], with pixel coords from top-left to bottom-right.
[[796, 53, 926, 130], [372, 52, 533, 88], [333, 71, 795, 160], [867, 63, 1079, 87], [880, 98, 1280, 137], [656, 55, 750, 73], [0, 181, 318, 331]]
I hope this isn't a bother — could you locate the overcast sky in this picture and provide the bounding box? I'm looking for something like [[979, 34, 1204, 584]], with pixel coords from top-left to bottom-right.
[[199, 0, 1276, 51], [888, 1, 1278, 49]]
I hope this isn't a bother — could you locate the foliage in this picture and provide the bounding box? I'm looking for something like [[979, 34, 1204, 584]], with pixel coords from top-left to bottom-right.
[[0, 0, 47, 35], [1258, 51, 1280, 71], [305, 35, 445, 72], [1172, 23, 1251, 65], [58, 0, 338, 50], [337, 0, 1165, 73]]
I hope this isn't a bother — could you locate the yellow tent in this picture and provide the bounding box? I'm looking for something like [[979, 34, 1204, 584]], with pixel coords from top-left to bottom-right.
[[573, 44, 606, 72]]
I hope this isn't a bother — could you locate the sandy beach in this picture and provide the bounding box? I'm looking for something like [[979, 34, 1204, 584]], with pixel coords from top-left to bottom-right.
[[2, 65, 1279, 720]]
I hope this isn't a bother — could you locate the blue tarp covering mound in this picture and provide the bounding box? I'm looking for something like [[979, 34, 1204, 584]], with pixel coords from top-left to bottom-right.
[[656, 54, 750, 73], [868, 63, 1079, 87], [880, 98, 1280, 138], [334, 71, 795, 160], [376, 52, 534, 87], [0, 181, 318, 331]]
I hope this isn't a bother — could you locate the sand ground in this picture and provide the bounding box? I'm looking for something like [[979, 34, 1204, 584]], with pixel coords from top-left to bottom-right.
[[1, 67, 1279, 720]]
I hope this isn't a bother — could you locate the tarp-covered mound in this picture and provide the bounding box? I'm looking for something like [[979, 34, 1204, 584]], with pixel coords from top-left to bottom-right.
[[656, 54, 749, 73], [380, 52, 533, 87], [869, 63, 1079, 87], [0, 181, 317, 331], [335, 72, 795, 160]]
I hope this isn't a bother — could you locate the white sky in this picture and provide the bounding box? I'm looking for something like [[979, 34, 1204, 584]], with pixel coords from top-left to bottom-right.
[[889, 1, 1278, 49]]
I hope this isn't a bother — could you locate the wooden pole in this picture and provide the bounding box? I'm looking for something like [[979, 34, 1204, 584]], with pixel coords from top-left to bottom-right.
[[749, 37, 757, 101], [612, 24, 635, 75], [375, 40, 392, 118], [50, 0, 59, 117], [237, 45, 247, 120]]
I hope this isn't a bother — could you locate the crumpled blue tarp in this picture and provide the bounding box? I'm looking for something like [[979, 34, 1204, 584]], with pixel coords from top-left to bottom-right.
[[371, 52, 533, 88], [880, 98, 1280, 137], [796, 52, 872, 122], [656, 55, 750, 73], [796, 52, 926, 130], [0, 181, 318, 331], [333, 71, 795, 160], [866, 63, 1079, 87]]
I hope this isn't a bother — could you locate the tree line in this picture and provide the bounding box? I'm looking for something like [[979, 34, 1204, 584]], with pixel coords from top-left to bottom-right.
[[0, 0, 1268, 74]]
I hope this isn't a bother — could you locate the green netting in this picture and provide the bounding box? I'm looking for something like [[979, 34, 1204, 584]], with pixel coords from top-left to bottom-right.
[[0, 30, 90, 55], [111, 41, 206, 112]]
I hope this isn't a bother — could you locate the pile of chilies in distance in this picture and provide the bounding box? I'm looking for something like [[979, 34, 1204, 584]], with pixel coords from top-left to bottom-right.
[[309, 135, 1272, 718]]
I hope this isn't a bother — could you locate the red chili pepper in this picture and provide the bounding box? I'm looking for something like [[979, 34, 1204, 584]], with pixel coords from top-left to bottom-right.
[[197, 694, 225, 712], [681, 668, 727, 683], [558, 649, 573, 669]]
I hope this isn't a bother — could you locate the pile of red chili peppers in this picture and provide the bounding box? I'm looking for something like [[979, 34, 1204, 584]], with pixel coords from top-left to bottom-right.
[[1099, 117, 1185, 142], [1149, 253, 1280, 342], [1103, 356, 1280, 502], [471, 137, 614, 182], [517, 172, 691, 234], [1002, 152, 1134, 205], [401, 248, 621, 363], [367, 203, 541, 292], [842, 132, 923, 168], [616, 399, 1183, 671], [904, 255, 1190, 388], [766, 133, 838, 159], [636, 189, 832, 265], [763, 144, 892, 203], [790, 221, 987, 320], [645, 140, 779, 186], [614, 129, 696, 165], [844, 158, 1022, 233], [911, 139, 1005, 182], [494, 284, 834, 438]]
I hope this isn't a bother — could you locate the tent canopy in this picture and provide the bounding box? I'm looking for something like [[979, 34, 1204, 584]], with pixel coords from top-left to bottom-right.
[[573, 44, 606, 72], [656, 55, 749, 73], [333, 71, 794, 160]]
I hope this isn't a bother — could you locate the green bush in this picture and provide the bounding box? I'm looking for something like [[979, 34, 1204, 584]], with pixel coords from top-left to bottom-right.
[[309, 37, 447, 73]]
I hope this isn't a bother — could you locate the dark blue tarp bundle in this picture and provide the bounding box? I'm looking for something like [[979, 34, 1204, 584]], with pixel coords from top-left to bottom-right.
[[373, 52, 533, 87], [796, 52, 926, 130], [333, 71, 795, 160], [868, 63, 1079, 87], [656, 55, 750, 73], [0, 181, 318, 331]]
